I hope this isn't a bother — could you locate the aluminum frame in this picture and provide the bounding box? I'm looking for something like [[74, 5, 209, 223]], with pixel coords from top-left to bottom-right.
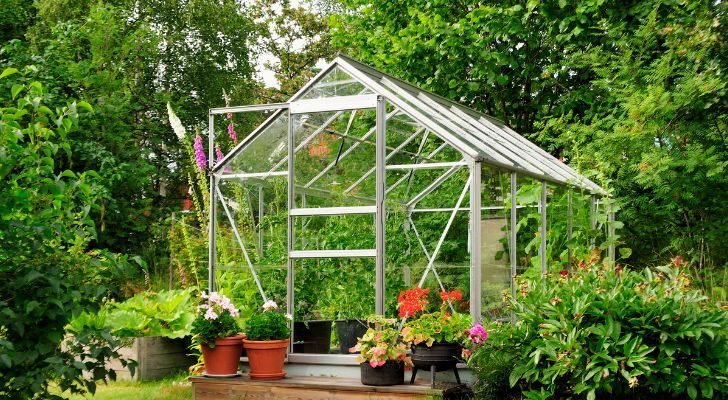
[[206, 54, 615, 365]]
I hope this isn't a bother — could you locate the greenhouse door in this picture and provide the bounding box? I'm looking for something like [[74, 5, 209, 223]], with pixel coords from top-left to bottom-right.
[[286, 94, 385, 364]]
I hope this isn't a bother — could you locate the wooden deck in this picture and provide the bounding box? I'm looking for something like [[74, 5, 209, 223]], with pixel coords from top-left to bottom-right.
[[190, 375, 472, 400]]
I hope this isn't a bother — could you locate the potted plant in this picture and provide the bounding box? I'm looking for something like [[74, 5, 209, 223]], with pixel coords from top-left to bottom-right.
[[191, 292, 244, 377], [243, 300, 291, 380], [399, 288, 484, 386], [350, 315, 409, 386]]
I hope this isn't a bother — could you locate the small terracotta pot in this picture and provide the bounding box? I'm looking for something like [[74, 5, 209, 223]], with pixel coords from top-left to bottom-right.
[[201, 335, 245, 376], [243, 339, 289, 380]]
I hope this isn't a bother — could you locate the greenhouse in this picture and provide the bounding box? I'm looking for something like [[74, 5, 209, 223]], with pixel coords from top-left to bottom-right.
[[207, 54, 615, 365]]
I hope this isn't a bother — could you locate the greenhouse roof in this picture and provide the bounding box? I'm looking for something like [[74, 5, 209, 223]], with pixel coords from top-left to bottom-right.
[[216, 53, 606, 194]]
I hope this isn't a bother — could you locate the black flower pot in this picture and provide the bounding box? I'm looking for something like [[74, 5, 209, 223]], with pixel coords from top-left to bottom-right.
[[293, 320, 332, 353], [360, 361, 405, 386], [335, 319, 369, 354], [410, 342, 462, 387]]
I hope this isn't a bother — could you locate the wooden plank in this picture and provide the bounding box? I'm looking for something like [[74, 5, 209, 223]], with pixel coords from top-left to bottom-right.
[[190, 375, 458, 400]]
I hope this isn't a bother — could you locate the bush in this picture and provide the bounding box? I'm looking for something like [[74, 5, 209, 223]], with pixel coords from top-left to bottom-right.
[[470, 257, 728, 400], [0, 71, 136, 399], [244, 300, 290, 341]]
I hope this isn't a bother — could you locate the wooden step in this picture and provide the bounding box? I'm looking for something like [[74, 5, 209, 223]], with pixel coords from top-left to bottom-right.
[[190, 374, 471, 400]]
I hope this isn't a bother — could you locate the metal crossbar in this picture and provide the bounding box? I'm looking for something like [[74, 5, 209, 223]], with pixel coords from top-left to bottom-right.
[[416, 177, 471, 287], [216, 186, 268, 302]]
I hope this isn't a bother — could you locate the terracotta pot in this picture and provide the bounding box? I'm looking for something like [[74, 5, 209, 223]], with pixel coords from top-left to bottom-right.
[[243, 339, 289, 380], [201, 335, 245, 376]]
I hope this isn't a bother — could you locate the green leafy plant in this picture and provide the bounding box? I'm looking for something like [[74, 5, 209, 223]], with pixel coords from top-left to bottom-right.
[[191, 293, 241, 348], [399, 288, 473, 347], [105, 289, 196, 339], [350, 315, 408, 367], [471, 257, 728, 399], [245, 300, 291, 341]]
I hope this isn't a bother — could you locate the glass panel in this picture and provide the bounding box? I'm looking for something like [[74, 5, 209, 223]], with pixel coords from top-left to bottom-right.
[[385, 197, 472, 317], [293, 258, 375, 354], [299, 65, 369, 99], [292, 109, 378, 208], [223, 112, 289, 174], [546, 184, 569, 272], [480, 165, 510, 321], [293, 214, 375, 251], [215, 178, 287, 320], [515, 176, 542, 275]]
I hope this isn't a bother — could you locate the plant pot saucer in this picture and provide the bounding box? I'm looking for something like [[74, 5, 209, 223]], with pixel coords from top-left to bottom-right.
[[203, 371, 241, 378]]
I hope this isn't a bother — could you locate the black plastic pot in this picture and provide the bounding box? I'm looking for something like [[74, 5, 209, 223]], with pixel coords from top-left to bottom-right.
[[410, 342, 462, 387], [335, 319, 369, 354], [360, 361, 404, 386], [293, 321, 332, 353]]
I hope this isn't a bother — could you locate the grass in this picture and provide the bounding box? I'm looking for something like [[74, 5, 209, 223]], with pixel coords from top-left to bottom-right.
[[61, 375, 192, 400]]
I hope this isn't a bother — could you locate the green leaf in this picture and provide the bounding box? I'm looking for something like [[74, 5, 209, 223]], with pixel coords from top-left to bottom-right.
[[11, 84, 23, 99], [687, 383, 697, 400], [0, 68, 18, 80]]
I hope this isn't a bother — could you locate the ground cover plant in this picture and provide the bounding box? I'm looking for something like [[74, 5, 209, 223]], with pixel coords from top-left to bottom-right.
[[470, 255, 728, 399]]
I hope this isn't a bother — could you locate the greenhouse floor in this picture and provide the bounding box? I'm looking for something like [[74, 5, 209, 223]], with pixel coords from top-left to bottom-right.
[[190, 374, 472, 400]]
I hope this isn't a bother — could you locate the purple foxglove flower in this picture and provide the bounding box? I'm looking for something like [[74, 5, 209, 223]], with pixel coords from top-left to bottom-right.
[[193, 135, 207, 171], [227, 123, 237, 144]]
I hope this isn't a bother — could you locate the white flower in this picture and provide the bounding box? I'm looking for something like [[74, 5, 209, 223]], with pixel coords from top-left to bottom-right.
[[284, 313, 293, 321], [262, 300, 278, 312]]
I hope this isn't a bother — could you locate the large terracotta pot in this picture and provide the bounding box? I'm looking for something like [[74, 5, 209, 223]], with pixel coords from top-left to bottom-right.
[[243, 339, 289, 380], [201, 335, 245, 377]]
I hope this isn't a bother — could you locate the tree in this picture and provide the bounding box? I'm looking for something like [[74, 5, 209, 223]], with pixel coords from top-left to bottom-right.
[[251, 0, 336, 102], [330, 0, 728, 272], [0, 69, 134, 399]]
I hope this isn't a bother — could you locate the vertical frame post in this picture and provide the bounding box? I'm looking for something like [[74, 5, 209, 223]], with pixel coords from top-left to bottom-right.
[[469, 161, 482, 323], [540, 181, 547, 276], [375, 96, 386, 315], [208, 113, 217, 292], [258, 186, 264, 260], [286, 111, 295, 351], [510, 173, 517, 298], [567, 189, 573, 269]]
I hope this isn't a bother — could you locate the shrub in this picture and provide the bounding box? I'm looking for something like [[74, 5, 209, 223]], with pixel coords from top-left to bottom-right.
[[105, 289, 196, 339], [244, 300, 291, 341], [470, 258, 728, 400]]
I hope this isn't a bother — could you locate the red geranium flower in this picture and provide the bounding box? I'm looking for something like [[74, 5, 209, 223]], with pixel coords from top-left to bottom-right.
[[440, 289, 463, 303], [397, 288, 430, 318], [560, 269, 568, 277]]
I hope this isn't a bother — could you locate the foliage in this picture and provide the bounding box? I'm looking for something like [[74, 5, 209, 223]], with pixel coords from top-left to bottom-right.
[[350, 315, 408, 368], [471, 258, 728, 399], [399, 288, 473, 347], [0, 70, 135, 398], [244, 300, 291, 341], [71, 289, 196, 340], [330, 0, 728, 275], [191, 293, 241, 348], [251, 0, 336, 101]]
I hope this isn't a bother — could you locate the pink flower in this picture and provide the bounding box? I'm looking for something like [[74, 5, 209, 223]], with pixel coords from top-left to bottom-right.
[[227, 123, 237, 144], [215, 145, 224, 162], [369, 359, 386, 368], [193, 135, 207, 171], [204, 308, 218, 321], [469, 324, 488, 344]]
